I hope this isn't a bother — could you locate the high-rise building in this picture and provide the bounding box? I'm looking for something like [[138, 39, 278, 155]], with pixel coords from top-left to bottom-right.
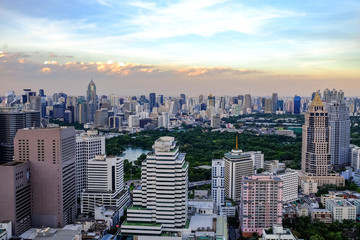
[[14, 127, 77, 228], [212, 159, 225, 211], [149, 93, 156, 112], [121, 137, 188, 235], [81, 155, 129, 214], [0, 110, 41, 164], [351, 145, 360, 170], [293, 95, 301, 114], [326, 93, 350, 169], [86, 79, 97, 122], [0, 161, 31, 236], [240, 175, 283, 237], [243, 94, 252, 113], [211, 114, 221, 128], [300, 93, 344, 186], [248, 151, 264, 170], [277, 100, 284, 112], [224, 148, 253, 201], [274, 168, 298, 202], [75, 130, 105, 198], [264, 99, 272, 114], [272, 93, 278, 113]]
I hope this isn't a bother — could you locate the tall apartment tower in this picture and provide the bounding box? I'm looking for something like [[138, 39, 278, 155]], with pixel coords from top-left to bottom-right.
[[121, 137, 188, 235], [81, 155, 129, 214], [325, 93, 350, 169], [240, 175, 283, 237], [224, 148, 253, 201], [75, 130, 105, 198], [0, 110, 40, 164], [212, 159, 225, 210], [301, 93, 344, 186], [14, 127, 77, 228], [0, 161, 31, 236]]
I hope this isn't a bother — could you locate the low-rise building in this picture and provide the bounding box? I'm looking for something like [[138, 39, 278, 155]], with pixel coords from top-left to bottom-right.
[[310, 209, 332, 224], [296, 204, 310, 217], [326, 199, 356, 222], [188, 200, 214, 215], [262, 224, 297, 240], [220, 201, 236, 217], [301, 178, 318, 195], [321, 192, 344, 205]]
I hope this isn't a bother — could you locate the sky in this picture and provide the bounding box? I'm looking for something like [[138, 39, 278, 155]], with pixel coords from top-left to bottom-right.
[[0, 0, 359, 97]]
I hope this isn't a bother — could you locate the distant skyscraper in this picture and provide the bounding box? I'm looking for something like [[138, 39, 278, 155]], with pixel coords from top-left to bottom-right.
[[121, 137, 188, 235], [0, 110, 40, 164], [39, 89, 45, 97], [272, 93, 278, 113], [149, 92, 156, 112], [240, 175, 283, 237], [264, 99, 272, 114], [277, 99, 284, 111], [81, 155, 129, 214], [14, 127, 77, 228], [208, 94, 215, 107], [212, 159, 225, 210], [301, 93, 344, 186], [0, 161, 31, 236], [293, 95, 301, 114], [326, 91, 350, 169], [243, 94, 252, 113], [86, 79, 97, 122]]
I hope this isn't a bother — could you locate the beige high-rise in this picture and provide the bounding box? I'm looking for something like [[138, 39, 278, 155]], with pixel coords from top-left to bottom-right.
[[14, 127, 77, 228], [301, 93, 344, 186]]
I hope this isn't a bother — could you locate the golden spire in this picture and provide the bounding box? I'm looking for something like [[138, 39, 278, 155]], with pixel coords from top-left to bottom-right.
[[236, 135, 238, 150], [310, 92, 323, 107]]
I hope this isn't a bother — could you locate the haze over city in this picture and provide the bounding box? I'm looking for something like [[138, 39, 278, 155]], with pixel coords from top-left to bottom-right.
[[0, 0, 359, 96]]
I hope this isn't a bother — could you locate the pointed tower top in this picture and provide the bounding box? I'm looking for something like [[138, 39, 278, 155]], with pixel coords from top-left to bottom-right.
[[89, 78, 95, 85], [310, 92, 323, 107]]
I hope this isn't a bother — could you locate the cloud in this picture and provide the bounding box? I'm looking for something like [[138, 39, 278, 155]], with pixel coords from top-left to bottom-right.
[[177, 67, 259, 76]]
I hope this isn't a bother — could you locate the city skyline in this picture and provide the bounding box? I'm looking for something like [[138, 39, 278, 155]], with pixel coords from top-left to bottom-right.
[[1, 0, 360, 96]]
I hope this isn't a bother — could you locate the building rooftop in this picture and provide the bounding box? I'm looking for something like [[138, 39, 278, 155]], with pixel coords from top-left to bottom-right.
[[1, 161, 26, 166], [189, 214, 214, 231], [122, 221, 162, 227], [188, 200, 214, 209], [327, 199, 355, 207]]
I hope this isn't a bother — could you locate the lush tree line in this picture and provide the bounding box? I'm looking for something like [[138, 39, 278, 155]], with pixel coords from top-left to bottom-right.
[[283, 216, 360, 240], [106, 127, 302, 181]]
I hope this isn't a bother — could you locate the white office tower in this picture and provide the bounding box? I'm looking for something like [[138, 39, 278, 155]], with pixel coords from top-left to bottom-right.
[[212, 159, 225, 211], [248, 151, 264, 170], [121, 137, 188, 235], [128, 115, 140, 128], [158, 112, 169, 129], [326, 98, 350, 169], [81, 155, 130, 214], [224, 148, 253, 201], [274, 168, 298, 202], [351, 145, 360, 169], [75, 130, 105, 198]]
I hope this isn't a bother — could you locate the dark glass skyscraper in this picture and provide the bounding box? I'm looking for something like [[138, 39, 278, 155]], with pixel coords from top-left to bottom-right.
[[293, 95, 301, 114], [0, 110, 40, 164], [149, 92, 156, 112]]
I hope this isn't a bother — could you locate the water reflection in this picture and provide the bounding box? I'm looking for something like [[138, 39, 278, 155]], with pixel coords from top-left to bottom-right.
[[120, 147, 149, 162]]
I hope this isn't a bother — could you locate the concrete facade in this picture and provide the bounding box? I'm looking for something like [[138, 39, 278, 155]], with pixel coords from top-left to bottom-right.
[[14, 127, 77, 228]]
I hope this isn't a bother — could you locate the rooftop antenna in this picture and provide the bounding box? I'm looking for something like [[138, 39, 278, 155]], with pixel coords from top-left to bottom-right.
[[236, 135, 238, 150]]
